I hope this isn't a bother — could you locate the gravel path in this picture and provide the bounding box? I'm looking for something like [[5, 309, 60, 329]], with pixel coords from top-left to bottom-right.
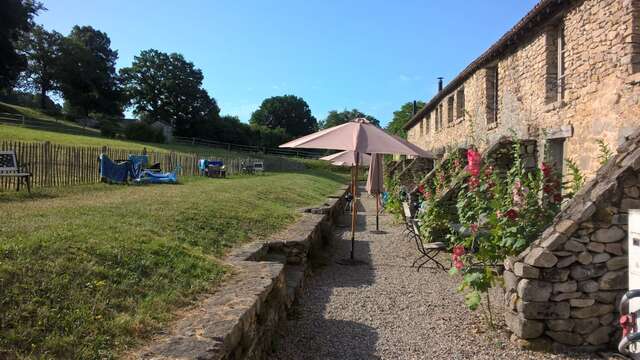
[[271, 188, 596, 359]]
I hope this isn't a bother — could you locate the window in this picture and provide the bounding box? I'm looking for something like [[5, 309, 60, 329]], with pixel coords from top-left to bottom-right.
[[438, 103, 444, 130], [420, 118, 424, 135], [425, 112, 431, 134], [456, 88, 465, 120], [435, 106, 440, 131], [486, 66, 499, 126], [447, 96, 454, 125], [546, 138, 565, 192], [545, 23, 565, 104]]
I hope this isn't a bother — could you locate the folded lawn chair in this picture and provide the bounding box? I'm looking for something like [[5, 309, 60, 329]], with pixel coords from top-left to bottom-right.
[[402, 202, 447, 272]]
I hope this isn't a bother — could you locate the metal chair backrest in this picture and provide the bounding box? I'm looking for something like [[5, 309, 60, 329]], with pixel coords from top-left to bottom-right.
[[0, 151, 18, 172], [402, 202, 413, 221]]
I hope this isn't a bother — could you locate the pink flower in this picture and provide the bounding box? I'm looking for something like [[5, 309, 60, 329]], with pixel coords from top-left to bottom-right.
[[418, 184, 425, 194], [484, 165, 494, 178], [453, 245, 465, 257], [466, 148, 481, 177], [468, 176, 480, 190], [470, 223, 479, 235], [454, 259, 464, 270]]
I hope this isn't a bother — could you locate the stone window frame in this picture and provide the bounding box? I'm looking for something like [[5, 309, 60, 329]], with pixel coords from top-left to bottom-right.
[[447, 95, 455, 126], [455, 87, 465, 123], [420, 117, 424, 135], [485, 65, 499, 128], [437, 103, 444, 131]]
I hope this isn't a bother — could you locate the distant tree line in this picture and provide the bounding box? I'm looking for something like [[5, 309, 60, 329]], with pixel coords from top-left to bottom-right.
[[1, 0, 410, 147]]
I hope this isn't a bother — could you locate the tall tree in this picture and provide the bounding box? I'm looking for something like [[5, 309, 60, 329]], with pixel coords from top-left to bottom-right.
[[386, 101, 425, 138], [120, 49, 220, 137], [321, 108, 380, 129], [16, 25, 63, 108], [0, 0, 42, 92], [249, 95, 317, 137], [57, 25, 122, 116]]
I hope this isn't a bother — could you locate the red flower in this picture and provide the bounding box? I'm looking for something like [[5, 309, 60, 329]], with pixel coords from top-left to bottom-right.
[[418, 184, 425, 194], [553, 193, 562, 203], [504, 208, 519, 220], [453, 245, 465, 257], [470, 223, 479, 235], [541, 162, 552, 178], [467, 148, 481, 177]]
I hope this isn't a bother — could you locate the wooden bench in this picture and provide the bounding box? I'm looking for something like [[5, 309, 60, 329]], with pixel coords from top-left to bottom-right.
[[0, 150, 32, 193]]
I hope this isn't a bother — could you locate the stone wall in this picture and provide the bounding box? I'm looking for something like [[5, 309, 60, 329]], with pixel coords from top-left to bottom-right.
[[502, 130, 640, 353], [407, 0, 640, 178], [130, 185, 349, 360]]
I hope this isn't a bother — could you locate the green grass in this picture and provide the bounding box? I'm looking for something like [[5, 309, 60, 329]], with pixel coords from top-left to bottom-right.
[[0, 171, 347, 359], [0, 102, 98, 132]]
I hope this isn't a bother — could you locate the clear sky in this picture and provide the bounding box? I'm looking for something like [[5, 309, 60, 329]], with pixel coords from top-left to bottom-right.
[[37, 0, 539, 126]]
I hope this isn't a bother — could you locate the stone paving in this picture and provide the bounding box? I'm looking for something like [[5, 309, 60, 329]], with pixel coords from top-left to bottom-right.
[[271, 187, 595, 359]]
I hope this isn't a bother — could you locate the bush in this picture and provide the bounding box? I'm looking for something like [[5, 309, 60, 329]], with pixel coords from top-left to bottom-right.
[[124, 122, 166, 143]]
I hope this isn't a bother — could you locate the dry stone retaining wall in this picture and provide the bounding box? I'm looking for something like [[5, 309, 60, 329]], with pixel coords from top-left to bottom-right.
[[502, 131, 640, 353], [131, 185, 349, 360]]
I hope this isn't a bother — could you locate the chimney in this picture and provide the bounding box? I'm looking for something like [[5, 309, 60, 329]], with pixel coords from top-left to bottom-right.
[[437, 77, 444, 92], [412, 100, 417, 115]]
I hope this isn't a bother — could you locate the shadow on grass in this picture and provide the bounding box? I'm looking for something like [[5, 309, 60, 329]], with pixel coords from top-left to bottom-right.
[[0, 190, 59, 203]]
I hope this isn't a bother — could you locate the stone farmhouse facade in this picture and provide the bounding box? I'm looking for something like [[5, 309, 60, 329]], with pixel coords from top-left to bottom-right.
[[404, 0, 640, 179]]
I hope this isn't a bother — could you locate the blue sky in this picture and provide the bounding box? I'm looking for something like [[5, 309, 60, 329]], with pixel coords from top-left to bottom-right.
[[37, 0, 538, 126]]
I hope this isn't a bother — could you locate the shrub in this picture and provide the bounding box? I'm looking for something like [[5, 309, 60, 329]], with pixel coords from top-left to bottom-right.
[[124, 122, 166, 143]]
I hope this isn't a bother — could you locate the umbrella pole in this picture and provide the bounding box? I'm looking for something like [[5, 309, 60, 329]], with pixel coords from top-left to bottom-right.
[[350, 163, 357, 260], [376, 193, 380, 231]]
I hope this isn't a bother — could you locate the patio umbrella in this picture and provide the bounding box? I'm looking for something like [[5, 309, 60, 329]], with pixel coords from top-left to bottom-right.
[[366, 153, 385, 233], [280, 118, 425, 262], [320, 150, 371, 167]]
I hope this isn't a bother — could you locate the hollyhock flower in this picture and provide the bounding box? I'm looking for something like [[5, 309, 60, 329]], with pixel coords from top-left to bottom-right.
[[468, 176, 480, 190], [484, 165, 494, 178], [541, 162, 552, 177], [470, 223, 479, 235], [453, 158, 461, 170], [496, 210, 503, 218], [453, 245, 465, 257], [553, 193, 562, 203], [454, 259, 464, 270], [467, 148, 481, 177], [505, 208, 519, 220], [418, 184, 425, 194], [522, 186, 530, 195], [424, 191, 432, 200]]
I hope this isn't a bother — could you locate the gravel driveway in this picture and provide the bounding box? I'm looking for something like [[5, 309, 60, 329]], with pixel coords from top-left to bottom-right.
[[271, 189, 600, 359]]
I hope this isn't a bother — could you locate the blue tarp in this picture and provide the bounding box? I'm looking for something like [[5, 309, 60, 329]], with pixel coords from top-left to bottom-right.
[[128, 155, 149, 179], [134, 167, 179, 184], [99, 154, 130, 183]]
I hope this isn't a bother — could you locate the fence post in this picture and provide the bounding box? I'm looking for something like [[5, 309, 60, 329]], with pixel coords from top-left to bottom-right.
[[142, 147, 147, 155], [43, 141, 51, 186], [101, 146, 107, 154], [192, 137, 196, 145], [21, 115, 25, 126]]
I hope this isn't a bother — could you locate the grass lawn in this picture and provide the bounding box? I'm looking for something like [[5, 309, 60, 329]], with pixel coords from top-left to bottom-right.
[[0, 171, 346, 359]]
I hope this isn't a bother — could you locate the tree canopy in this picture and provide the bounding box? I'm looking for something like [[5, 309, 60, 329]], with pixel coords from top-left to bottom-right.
[[386, 101, 425, 138], [120, 49, 220, 137], [0, 0, 42, 92], [16, 25, 63, 108], [57, 26, 123, 116], [249, 95, 317, 137], [320, 108, 380, 129]]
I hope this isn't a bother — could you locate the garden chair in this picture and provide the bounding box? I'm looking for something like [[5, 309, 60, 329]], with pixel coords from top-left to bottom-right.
[[0, 150, 32, 193], [402, 202, 447, 272]]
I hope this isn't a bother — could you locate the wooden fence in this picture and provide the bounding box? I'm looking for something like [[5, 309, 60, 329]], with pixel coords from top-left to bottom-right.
[[0, 140, 306, 191]]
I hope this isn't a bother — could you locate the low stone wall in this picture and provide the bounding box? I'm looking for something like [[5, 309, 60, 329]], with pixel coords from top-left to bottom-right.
[[503, 131, 640, 353], [131, 185, 349, 360]]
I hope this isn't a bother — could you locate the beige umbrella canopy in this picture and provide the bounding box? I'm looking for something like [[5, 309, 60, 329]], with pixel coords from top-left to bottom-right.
[[280, 118, 426, 262], [320, 150, 371, 167]]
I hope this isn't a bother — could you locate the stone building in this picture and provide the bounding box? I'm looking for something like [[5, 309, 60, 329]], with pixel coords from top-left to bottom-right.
[[404, 0, 640, 179]]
